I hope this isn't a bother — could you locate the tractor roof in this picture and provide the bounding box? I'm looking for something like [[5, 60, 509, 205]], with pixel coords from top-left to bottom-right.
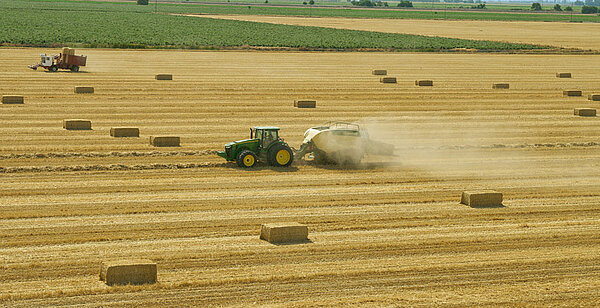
[[254, 126, 280, 130]]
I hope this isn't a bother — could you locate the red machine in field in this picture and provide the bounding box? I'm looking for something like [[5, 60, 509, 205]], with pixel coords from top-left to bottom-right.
[[28, 47, 87, 72]]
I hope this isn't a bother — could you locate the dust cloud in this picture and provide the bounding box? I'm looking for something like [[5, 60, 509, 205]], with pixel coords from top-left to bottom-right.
[[357, 118, 548, 177]]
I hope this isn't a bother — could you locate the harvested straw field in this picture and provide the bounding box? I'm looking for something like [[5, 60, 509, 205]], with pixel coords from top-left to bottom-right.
[[1, 48, 599, 306]]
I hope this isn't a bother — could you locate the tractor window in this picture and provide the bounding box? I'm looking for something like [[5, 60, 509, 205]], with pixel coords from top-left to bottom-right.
[[262, 130, 278, 148]]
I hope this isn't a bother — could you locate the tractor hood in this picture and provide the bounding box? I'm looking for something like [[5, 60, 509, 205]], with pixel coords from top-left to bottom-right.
[[225, 138, 259, 147]]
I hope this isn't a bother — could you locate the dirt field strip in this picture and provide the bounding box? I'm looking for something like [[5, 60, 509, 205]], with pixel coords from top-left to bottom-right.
[[190, 14, 600, 50], [0, 49, 599, 305]]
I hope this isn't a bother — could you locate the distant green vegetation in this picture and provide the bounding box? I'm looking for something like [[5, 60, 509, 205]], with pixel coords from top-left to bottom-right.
[[0, 1, 544, 51], [164, 5, 599, 22], [139, 0, 584, 12], [160, 3, 600, 22], [4, 0, 600, 23], [411, 1, 580, 12]]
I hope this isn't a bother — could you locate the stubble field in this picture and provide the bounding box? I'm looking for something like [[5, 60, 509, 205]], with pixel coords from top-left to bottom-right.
[[1, 48, 599, 306]]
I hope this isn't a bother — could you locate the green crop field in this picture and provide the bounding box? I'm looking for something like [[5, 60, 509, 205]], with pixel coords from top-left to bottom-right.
[[160, 5, 599, 22], [4, 0, 600, 23], [0, 0, 545, 51]]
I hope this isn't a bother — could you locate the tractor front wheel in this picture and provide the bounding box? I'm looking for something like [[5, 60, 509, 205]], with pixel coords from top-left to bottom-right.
[[236, 150, 257, 168], [267, 144, 294, 167], [49, 65, 58, 72]]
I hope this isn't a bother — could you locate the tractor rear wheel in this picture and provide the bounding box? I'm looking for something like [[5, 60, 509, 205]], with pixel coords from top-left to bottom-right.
[[49, 65, 58, 72], [70, 65, 79, 72], [267, 144, 293, 167], [236, 150, 257, 168]]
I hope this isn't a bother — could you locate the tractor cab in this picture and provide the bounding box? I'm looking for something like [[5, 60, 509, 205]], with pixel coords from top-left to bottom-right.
[[251, 127, 280, 150], [40, 54, 54, 67]]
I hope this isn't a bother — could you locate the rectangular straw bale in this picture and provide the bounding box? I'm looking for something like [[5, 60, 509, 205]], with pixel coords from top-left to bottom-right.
[[556, 73, 571, 78], [294, 100, 316, 108], [461, 190, 503, 207], [588, 94, 600, 101], [563, 90, 582, 97], [260, 223, 308, 243], [492, 83, 510, 89], [372, 70, 387, 76], [155, 74, 172, 80], [380, 77, 396, 84], [63, 119, 91, 130], [100, 260, 157, 286], [574, 108, 596, 117], [149, 136, 180, 147], [415, 80, 433, 86], [62, 47, 74, 55], [2, 95, 24, 104], [74, 86, 94, 94], [110, 127, 140, 137]]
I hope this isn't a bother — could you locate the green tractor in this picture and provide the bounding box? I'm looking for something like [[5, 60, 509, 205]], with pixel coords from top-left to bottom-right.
[[217, 127, 294, 168]]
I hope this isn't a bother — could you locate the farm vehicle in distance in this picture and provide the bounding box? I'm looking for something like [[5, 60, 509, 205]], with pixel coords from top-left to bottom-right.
[[28, 47, 87, 72]]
